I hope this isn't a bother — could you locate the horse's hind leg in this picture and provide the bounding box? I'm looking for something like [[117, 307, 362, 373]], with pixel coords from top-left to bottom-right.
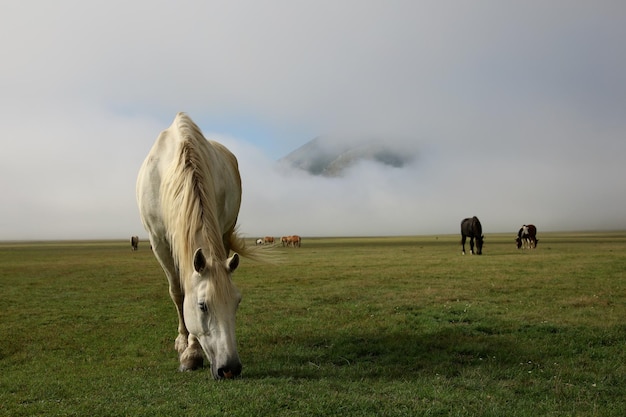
[[469, 238, 475, 255], [461, 236, 467, 255]]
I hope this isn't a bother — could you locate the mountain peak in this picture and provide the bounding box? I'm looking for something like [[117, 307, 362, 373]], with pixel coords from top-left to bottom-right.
[[278, 136, 416, 177]]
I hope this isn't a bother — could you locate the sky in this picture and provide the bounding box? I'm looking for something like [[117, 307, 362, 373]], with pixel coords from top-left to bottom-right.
[[1, 0, 625, 241]]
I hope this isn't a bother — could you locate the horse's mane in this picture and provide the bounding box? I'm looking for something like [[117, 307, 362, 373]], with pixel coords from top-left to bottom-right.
[[159, 114, 240, 289]]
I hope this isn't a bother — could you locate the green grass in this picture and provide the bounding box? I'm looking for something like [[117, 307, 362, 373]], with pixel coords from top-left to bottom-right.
[[1, 233, 625, 416]]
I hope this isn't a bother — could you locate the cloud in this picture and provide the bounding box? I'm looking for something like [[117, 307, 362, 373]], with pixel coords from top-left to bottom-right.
[[225, 126, 626, 238], [1, 1, 625, 240]]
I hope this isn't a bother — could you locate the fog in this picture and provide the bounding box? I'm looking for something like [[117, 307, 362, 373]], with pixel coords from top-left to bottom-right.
[[1, 1, 625, 240]]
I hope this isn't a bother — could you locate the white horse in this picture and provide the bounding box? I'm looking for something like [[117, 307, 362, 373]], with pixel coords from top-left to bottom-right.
[[137, 112, 249, 379]]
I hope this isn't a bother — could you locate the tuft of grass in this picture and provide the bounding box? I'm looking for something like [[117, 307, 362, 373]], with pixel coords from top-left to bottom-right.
[[1, 233, 625, 416]]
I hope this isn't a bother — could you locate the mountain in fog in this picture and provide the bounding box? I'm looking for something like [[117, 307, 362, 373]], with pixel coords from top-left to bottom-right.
[[278, 136, 416, 177]]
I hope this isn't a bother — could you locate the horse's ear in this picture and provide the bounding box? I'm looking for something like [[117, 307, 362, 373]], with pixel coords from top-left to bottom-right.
[[226, 253, 239, 273], [193, 248, 207, 273]]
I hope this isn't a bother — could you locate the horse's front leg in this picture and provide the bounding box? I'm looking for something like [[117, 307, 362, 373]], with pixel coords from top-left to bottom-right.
[[168, 286, 188, 355], [167, 282, 204, 371], [179, 334, 204, 371], [149, 237, 203, 370], [169, 286, 204, 371]]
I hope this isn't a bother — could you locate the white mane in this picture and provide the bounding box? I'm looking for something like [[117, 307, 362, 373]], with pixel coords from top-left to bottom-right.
[[159, 114, 242, 291]]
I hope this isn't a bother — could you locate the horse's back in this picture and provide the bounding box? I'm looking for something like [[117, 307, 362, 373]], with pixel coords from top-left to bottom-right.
[[472, 216, 482, 236], [137, 118, 178, 233], [461, 216, 482, 237], [137, 113, 238, 197], [460, 217, 472, 236], [136, 113, 241, 246]]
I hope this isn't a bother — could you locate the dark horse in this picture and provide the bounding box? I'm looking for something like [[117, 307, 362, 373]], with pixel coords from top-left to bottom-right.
[[461, 216, 484, 255]]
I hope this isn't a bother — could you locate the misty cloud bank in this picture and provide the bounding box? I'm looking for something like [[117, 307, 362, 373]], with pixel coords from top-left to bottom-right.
[[225, 130, 626, 239], [1, 1, 625, 240]]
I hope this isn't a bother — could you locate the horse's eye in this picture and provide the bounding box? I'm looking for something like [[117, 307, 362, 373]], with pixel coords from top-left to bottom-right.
[[198, 302, 208, 313]]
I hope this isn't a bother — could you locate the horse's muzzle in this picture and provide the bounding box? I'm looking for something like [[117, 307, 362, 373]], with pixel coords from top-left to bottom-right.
[[216, 361, 242, 380]]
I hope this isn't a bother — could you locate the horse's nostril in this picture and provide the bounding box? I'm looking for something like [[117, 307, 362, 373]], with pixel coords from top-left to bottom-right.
[[218, 363, 242, 379]]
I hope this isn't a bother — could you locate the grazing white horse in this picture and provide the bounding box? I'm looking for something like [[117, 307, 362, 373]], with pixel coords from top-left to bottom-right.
[[136, 112, 249, 379]]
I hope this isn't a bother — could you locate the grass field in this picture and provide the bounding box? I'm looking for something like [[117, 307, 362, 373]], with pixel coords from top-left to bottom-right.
[[1, 233, 625, 416]]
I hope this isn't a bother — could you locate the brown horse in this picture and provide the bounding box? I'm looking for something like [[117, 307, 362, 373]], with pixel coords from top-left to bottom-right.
[[281, 235, 301, 247]]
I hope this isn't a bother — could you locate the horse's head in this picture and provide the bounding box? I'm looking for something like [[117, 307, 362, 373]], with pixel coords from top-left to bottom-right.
[[516, 237, 522, 249], [183, 249, 242, 379], [475, 235, 484, 255]]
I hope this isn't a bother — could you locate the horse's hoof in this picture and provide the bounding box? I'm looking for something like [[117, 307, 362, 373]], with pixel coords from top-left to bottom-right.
[[178, 362, 203, 372], [178, 356, 204, 371]]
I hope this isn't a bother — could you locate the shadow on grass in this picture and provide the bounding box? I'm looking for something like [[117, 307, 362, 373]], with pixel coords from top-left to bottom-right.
[[243, 320, 625, 382], [243, 324, 525, 381]]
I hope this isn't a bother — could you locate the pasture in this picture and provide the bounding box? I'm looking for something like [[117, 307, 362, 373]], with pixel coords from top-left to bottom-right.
[[1, 233, 624, 416]]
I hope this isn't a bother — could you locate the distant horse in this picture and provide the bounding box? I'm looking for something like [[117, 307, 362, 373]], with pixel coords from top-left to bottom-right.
[[255, 238, 263, 245], [282, 235, 301, 247], [264, 236, 275, 244], [516, 224, 538, 249], [137, 112, 251, 380], [461, 216, 484, 255], [130, 236, 139, 251]]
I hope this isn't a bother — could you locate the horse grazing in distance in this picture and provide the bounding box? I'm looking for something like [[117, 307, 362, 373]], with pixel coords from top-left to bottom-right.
[[290, 235, 301, 247], [281, 235, 301, 247], [461, 216, 484, 255], [264, 236, 275, 244], [255, 238, 263, 246], [516, 224, 538, 249], [137, 112, 251, 380], [130, 236, 139, 251]]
